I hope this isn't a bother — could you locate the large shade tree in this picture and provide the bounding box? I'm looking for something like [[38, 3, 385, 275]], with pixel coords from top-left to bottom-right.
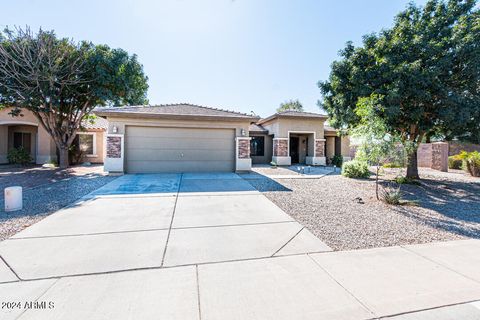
[[277, 99, 304, 112], [319, 0, 480, 178], [0, 27, 149, 168]]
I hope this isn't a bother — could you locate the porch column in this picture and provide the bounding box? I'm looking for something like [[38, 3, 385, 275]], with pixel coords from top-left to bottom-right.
[[0, 125, 7, 164], [306, 138, 326, 166], [104, 134, 124, 173], [235, 137, 252, 171], [272, 138, 291, 166]]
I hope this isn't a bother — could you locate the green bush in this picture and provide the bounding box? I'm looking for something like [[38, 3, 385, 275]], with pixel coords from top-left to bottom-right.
[[342, 160, 370, 178], [380, 186, 403, 205], [7, 148, 32, 165], [459, 151, 480, 177], [330, 155, 343, 167], [394, 176, 421, 185], [383, 162, 404, 168], [448, 154, 463, 170]]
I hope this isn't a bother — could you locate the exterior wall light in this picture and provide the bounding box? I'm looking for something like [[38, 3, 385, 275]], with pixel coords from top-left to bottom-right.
[[112, 126, 118, 133], [241, 128, 246, 136]]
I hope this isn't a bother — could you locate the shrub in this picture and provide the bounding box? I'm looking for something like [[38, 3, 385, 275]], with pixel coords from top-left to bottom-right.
[[380, 186, 403, 205], [448, 154, 463, 170], [342, 160, 370, 178], [460, 151, 480, 177], [394, 176, 421, 185], [383, 162, 404, 168], [7, 148, 32, 165], [330, 155, 343, 167]]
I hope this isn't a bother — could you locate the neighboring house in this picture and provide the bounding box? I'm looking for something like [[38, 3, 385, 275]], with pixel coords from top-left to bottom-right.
[[95, 104, 351, 173], [0, 108, 107, 165]]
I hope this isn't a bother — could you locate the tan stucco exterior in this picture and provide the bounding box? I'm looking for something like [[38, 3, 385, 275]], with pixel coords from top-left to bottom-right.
[[0, 108, 105, 165], [254, 116, 327, 165], [261, 117, 325, 139], [0, 108, 54, 164]]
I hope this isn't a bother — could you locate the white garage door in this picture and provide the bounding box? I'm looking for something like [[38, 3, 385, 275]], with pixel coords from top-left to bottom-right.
[[125, 126, 235, 173]]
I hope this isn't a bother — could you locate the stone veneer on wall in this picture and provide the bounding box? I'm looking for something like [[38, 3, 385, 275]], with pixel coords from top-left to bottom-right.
[[106, 136, 122, 158], [238, 139, 250, 159], [431, 142, 448, 172], [273, 139, 288, 157], [315, 139, 325, 157]]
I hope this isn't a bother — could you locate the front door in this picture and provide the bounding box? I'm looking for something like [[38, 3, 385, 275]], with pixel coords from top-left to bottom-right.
[[289, 137, 299, 163]]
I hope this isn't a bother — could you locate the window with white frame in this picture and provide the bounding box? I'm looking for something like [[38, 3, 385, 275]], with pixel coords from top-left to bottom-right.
[[74, 133, 96, 156]]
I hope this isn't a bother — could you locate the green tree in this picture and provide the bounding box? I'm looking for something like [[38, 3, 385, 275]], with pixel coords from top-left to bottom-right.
[[0, 27, 149, 168], [277, 99, 304, 112], [319, 0, 480, 179], [353, 95, 405, 199]]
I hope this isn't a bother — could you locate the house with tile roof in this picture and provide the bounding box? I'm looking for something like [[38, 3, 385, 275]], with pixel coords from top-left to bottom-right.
[[95, 104, 351, 173], [0, 108, 107, 165]]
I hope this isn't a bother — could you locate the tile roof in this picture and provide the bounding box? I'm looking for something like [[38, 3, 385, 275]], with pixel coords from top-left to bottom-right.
[[249, 123, 268, 132], [258, 110, 328, 124], [81, 116, 108, 130], [324, 125, 337, 132], [94, 103, 259, 120]]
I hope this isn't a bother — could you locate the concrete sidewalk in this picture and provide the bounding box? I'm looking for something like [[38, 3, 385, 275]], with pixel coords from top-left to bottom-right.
[[1, 240, 480, 319], [1, 174, 480, 319]]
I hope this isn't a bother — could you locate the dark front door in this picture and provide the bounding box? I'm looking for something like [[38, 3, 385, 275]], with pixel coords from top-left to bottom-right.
[[335, 136, 341, 156], [289, 137, 299, 163]]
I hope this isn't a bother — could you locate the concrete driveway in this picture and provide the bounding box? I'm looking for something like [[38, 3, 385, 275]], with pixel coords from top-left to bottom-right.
[[1, 173, 480, 319], [0, 173, 330, 280]]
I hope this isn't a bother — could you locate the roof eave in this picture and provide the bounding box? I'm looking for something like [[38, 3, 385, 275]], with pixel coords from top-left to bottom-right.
[[257, 113, 328, 125], [93, 110, 260, 122]]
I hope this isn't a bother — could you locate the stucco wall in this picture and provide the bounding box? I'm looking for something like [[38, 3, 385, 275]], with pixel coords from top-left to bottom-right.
[[341, 136, 351, 157], [0, 108, 55, 164], [261, 118, 325, 138], [325, 136, 335, 158], [417, 143, 433, 168], [448, 141, 480, 155]]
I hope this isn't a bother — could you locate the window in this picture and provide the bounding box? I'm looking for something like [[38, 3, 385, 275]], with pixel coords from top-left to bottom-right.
[[13, 132, 32, 153], [250, 136, 265, 157], [74, 133, 96, 156]]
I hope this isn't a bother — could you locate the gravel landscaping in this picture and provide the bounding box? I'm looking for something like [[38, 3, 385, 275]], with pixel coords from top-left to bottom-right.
[[0, 167, 116, 241], [244, 167, 480, 251]]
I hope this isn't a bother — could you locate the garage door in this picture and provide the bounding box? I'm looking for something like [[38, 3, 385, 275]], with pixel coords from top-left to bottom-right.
[[125, 126, 235, 173]]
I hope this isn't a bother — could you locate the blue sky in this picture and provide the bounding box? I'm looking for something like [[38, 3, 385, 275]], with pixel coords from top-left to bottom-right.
[[4, 0, 427, 117]]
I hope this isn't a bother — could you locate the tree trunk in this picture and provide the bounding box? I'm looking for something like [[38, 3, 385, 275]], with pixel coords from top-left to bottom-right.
[[58, 146, 69, 169], [375, 166, 380, 200], [406, 147, 419, 179], [425, 133, 431, 144]]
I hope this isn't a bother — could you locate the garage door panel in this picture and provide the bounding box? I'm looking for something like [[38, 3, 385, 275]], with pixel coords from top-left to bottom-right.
[[127, 149, 234, 161], [125, 126, 235, 173], [127, 127, 231, 139], [127, 137, 232, 150]]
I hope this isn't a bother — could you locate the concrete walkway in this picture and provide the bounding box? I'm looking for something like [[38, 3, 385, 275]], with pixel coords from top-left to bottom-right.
[[0, 173, 479, 319]]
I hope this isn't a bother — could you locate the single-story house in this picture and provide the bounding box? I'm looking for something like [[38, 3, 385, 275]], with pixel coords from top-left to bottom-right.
[[0, 108, 107, 165], [94, 104, 351, 173]]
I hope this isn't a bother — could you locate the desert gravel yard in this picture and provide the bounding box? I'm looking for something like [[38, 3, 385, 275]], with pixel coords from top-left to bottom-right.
[[245, 167, 480, 251], [0, 165, 116, 241]]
